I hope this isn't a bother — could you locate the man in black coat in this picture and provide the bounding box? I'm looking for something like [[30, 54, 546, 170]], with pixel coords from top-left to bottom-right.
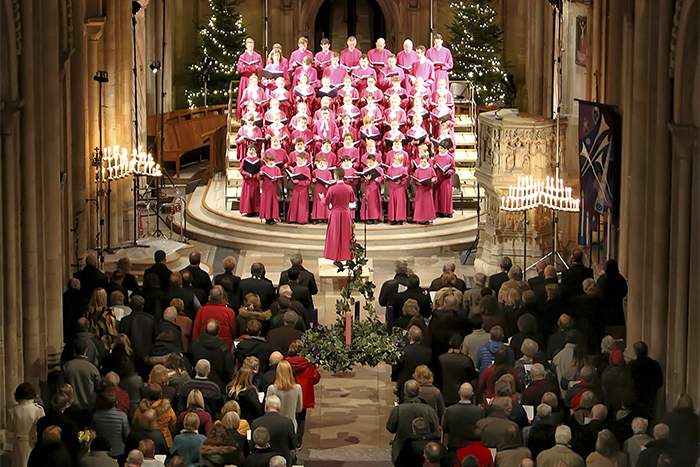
[[179, 358, 225, 413], [286, 269, 312, 312], [144, 250, 173, 292], [429, 262, 467, 292], [214, 255, 242, 310], [181, 250, 213, 296], [36, 393, 80, 465], [269, 293, 307, 331], [527, 260, 547, 290], [442, 383, 484, 461], [240, 262, 277, 311], [637, 423, 675, 467], [392, 326, 433, 400], [236, 319, 272, 370], [155, 307, 184, 349], [526, 404, 557, 459], [165, 272, 201, 321], [278, 253, 318, 306], [390, 274, 432, 319], [261, 352, 284, 393], [487, 256, 512, 296], [629, 341, 664, 418], [27, 425, 73, 467], [62, 278, 86, 344], [190, 319, 236, 391], [378, 259, 410, 308], [534, 265, 560, 303], [438, 336, 477, 406], [251, 395, 298, 466], [266, 311, 304, 357], [244, 427, 277, 467], [74, 254, 108, 300], [181, 270, 207, 309], [560, 248, 593, 296], [118, 295, 156, 366], [545, 313, 574, 360]]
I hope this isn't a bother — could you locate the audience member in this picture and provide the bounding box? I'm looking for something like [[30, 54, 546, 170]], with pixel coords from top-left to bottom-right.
[[190, 319, 236, 392], [238, 292, 273, 338], [662, 393, 699, 467], [494, 424, 531, 467], [266, 311, 304, 357], [585, 429, 628, 467], [535, 425, 584, 467], [525, 404, 556, 459], [250, 395, 298, 465], [442, 383, 484, 462], [392, 326, 433, 400], [179, 359, 224, 415], [126, 409, 168, 456], [27, 425, 72, 467], [227, 365, 264, 425], [488, 257, 512, 295], [239, 262, 276, 311], [463, 273, 487, 318], [461, 313, 489, 361], [475, 397, 521, 449], [169, 412, 207, 467], [390, 274, 432, 319], [75, 254, 108, 300], [438, 334, 477, 406], [144, 250, 173, 292], [199, 422, 244, 467], [193, 286, 237, 348], [63, 278, 86, 344], [243, 427, 276, 467], [623, 417, 652, 467]]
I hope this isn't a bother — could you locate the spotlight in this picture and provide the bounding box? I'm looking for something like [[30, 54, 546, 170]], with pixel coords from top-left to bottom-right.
[[132, 1, 142, 15], [93, 70, 109, 83], [150, 61, 161, 74]]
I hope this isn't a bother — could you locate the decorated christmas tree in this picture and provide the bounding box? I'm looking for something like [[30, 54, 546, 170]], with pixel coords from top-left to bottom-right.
[[447, 0, 508, 104], [185, 0, 247, 108]]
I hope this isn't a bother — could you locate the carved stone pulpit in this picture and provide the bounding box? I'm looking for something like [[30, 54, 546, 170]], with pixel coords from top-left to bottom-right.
[[475, 109, 570, 276]]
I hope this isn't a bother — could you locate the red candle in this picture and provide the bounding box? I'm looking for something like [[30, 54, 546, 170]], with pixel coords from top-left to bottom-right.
[[345, 311, 351, 345]]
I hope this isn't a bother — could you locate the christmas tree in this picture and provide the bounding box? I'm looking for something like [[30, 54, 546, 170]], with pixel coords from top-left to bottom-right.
[[447, 0, 508, 104], [185, 0, 248, 108]]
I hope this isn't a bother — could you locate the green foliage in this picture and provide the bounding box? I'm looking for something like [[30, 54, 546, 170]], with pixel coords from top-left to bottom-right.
[[447, 0, 508, 104], [185, 0, 248, 108], [301, 241, 404, 373]]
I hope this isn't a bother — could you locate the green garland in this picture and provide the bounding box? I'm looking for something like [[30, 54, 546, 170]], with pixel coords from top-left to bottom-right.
[[301, 241, 405, 373]]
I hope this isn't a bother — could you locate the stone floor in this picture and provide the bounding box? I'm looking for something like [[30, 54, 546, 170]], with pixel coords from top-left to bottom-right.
[[193, 240, 475, 456]]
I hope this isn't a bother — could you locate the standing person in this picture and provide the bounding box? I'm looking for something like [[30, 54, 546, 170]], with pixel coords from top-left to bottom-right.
[[311, 155, 333, 223], [314, 37, 333, 74], [239, 145, 262, 218], [412, 154, 437, 224], [288, 36, 313, 74], [265, 361, 303, 433], [367, 37, 391, 69], [236, 37, 263, 118], [286, 340, 321, 447], [425, 34, 453, 91], [8, 383, 45, 467], [340, 36, 362, 70], [409, 45, 435, 90], [386, 151, 409, 225], [85, 287, 119, 351], [259, 152, 283, 225], [359, 155, 384, 223], [321, 168, 356, 262], [286, 152, 311, 224], [396, 39, 418, 91], [433, 141, 455, 218]]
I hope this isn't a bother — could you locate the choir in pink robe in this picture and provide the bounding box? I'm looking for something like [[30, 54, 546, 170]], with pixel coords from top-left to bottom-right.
[[386, 165, 409, 222], [292, 65, 319, 88], [314, 50, 333, 73], [316, 150, 338, 168], [351, 66, 377, 94], [289, 48, 313, 73], [236, 50, 263, 117], [410, 59, 435, 89], [337, 104, 361, 123], [360, 166, 384, 221], [384, 108, 407, 128], [323, 181, 356, 261], [412, 166, 437, 222], [313, 119, 340, 151], [430, 89, 455, 109], [337, 86, 360, 105], [287, 149, 310, 168], [264, 147, 288, 168], [265, 126, 291, 151], [397, 50, 418, 89], [238, 85, 268, 119], [340, 48, 362, 69], [367, 48, 392, 69], [259, 164, 282, 220], [426, 46, 454, 90], [338, 125, 358, 143], [239, 156, 261, 215], [382, 132, 406, 161], [261, 63, 289, 90], [311, 168, 333, 220], [379, 66, 406, 92], [361, 87, 384, 106], [287, 165, 311, 223], [433, 153, 456, 215], [386, 149, 410, 169], [235, 125, 263, 160], [337, 146, 360, 166], [322, 64, 348, 86]]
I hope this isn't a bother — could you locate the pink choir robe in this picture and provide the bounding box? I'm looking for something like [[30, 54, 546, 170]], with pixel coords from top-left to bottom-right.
[[311, 168, 333, 220], [386, 165, 409, 221], [336, 104, 361, 123], [235, 125, 263, 160], [236, 51, 263, 117], [361, 87, 384, 107], [405, 126, 429, 161], [384, 108, 407, 128], [434, 132, 457, 156], [292, 84, 315, 109], [410, 59, 435, 91], [408, 107, 432, 132], [322, 65, 349, 86], [288, 49, 313, 73], [314, 50, 333, 74], [313, 107, 337, 122], [412, 166, 437, 222], [288, 111, 312, 130], [287, 165, 311, 223], [239, 156, 261, 215], [367, 48, 392, 69], [313, 119, 340, 152], [292, 66, 319, 88], [239, 86, 268, 117], [340, 48, 362, 69], [338, 126, 359, 144], [426, 46, 454, 91], [323, 181, 356, 261], [351, 67, 377, 94], [433, 153, 456, 215], [261, 63, 289, 90], [384, 86, 410, 110], [430, 89, 455, 109], [382, 132, 406, 162], [287, 149, 310, 168], [259, 164, 282, 220], [290, 129, 314, 154], [379, 66, 406, 92], [264, 147, 288, 168], [264, 110, 288, 126], [360, 151, 381, 169], [316, 150, 337, 168], [337, 86, 360, 105], [264, 125, 291, 151], [360, 166, 384, 220], [396, 50, 418, 90], [360, 106, 383, 125]]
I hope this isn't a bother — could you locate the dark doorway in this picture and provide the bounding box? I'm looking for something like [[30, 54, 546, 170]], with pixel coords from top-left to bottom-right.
[[313, 0, 386, 53]]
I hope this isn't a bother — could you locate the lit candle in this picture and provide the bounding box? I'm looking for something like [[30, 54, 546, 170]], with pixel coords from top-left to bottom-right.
[[345, 311, 352, 345], [501, 196, 506, 209]]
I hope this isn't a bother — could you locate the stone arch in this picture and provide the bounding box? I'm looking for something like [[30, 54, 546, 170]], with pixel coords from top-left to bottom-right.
[[672, 0, 699, 126], [300, 0, 399, 52]]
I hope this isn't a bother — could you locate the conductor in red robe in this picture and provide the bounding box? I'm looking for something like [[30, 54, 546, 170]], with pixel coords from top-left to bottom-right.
[[321, 168, 356, 262]]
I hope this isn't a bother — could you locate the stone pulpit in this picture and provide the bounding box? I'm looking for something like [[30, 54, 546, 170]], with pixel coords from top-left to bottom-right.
[[475, 109, 573, 276]]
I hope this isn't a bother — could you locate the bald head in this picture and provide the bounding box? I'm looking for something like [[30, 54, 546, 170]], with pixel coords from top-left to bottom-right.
[[189, 251, 201, 265], [69, 277, 81, 290], [163, 307, 177, 323], [269, 351, 284, 365], [544, 265, 557, 279], [205, 318, 220, 335], [535, 260, 546, 274], [86, 254, 98, 267], [209, 286, 225, 303], [459, 383, 473, 400], [519, 459, 535, 467]]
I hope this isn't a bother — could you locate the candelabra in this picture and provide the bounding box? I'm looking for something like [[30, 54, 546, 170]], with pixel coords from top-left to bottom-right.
[[500, 175, 580, 269]]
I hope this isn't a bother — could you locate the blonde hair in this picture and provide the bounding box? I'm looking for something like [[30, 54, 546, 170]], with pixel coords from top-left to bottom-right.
[[412, 365, 433, 384], [221, 400, 241, 416], [402, 299, 419, 316], [89, 288, 108, 309], [170, 297, 185, 313], [221, 412, 241, 431], [273, 360, 297, 392], [223, 256, 237, 272], [243, 357, 260, 371], [59, 384, 75, 405], [183, 412, 200, 431], [228, 366, 255, 398], [243, 293, 261, 312], [117, 257, 132, 273], [149, 364, 169, 387], [187, 389, 205, 411]]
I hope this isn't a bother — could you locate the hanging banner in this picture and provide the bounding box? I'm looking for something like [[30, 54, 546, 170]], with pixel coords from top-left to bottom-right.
[[576, 100, 620, 248]]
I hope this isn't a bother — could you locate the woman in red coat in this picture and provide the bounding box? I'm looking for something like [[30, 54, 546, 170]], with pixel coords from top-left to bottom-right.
[[286, 340, 321, 447]]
